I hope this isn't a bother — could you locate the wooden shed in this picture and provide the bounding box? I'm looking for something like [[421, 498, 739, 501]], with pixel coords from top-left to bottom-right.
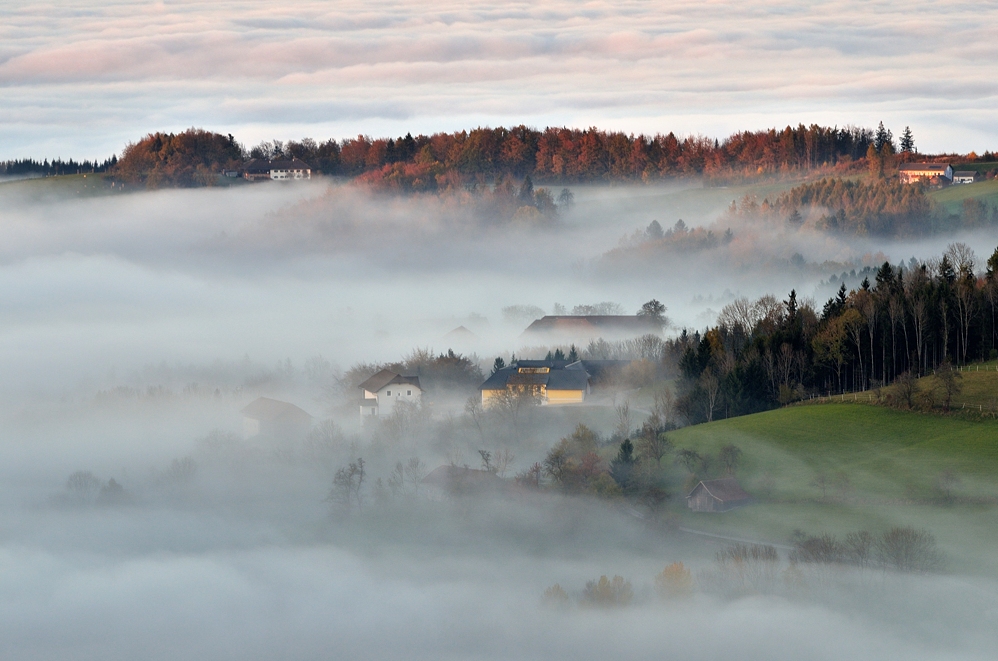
[[686, 477, 751, 512]]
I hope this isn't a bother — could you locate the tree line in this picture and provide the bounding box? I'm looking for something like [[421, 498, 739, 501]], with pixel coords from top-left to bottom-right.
[[670, 243, 998, 423], [287, 123, 884, 187], [15, 122, 912, 189], [1, 156, 117, 177]]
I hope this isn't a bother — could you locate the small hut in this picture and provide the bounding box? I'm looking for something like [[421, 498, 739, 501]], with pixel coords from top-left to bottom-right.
[[686, 477, 751, 512]]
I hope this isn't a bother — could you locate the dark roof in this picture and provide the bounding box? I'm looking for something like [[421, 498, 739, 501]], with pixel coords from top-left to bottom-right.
[[688, 477, 751, 502], [953, 171, 977, 178], [899, 162, 949, 170], [522, 316, 662, 338], [358, 369, 421, 393], [514, 359, 571, 369], [507, 372, 549, 387], [480, 361, 591, 391], [241, 396, 312, 422], [480, 366, 516, 391], [269, 158, 311, 170], [243, 157, 312, 174], [546, 368, 591, 391]]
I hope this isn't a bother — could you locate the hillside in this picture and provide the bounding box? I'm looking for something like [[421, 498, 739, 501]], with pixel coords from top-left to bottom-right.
[[929, 178, 998, 214], [669, 403, 998, 574]]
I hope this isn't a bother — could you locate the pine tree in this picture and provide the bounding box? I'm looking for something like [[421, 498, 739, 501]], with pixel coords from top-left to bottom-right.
[[874, 122, 893, 152], [899, 126, 914, 153]]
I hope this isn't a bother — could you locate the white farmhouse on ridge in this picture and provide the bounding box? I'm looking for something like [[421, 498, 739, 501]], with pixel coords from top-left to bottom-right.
[[358, 368, 422, 419]]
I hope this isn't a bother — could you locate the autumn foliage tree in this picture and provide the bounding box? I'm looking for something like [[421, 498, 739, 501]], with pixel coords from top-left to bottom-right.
[[114, 129, 244, 188]]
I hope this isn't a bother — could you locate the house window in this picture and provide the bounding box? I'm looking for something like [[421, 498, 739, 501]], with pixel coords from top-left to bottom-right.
[[386, 390, 391, 396], [407, 390, 412, 396]]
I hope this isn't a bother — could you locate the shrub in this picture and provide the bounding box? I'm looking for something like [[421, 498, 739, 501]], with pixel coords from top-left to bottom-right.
[[655, 562, 694, 599], [876, 526, 942, 573], [581, 575, 633, 608]]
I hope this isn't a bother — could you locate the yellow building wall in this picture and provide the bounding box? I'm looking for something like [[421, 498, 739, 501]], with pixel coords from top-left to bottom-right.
[[545, 389, 585, 405]]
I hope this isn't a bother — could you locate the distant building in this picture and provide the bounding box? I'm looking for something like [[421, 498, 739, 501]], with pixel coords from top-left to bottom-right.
[[520, 315, 662, 343], [686, 477, 751, 512], [952, 171, 978, 185], [358, 368, 422, 419], [241, 396, 313, 439], [478, 358, 632, 406], [242, 158, 312, 181], [899, 163, 953, 184]]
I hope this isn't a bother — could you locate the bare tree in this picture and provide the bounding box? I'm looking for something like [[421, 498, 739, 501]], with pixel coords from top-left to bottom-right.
[[465, 396, 487, 443], [935, 360, 962, 411], [478, 449, 494, 472], [700, 371, 720, 422], [652, 385, 676, 427], [936, 469, 960, 501], [844, 530, 874, 568], [876, 526, 942, 573], [493, 448, 515, 478], [718, 444, 742, 475], [893, 371, 920, 409], [614, 401, 631, 439], [887, 297, 904, 380], [329, 458, 366, 512], [404, 457, 427, 494], [674, 448, 703, 475], [66, 471, 101, 504]]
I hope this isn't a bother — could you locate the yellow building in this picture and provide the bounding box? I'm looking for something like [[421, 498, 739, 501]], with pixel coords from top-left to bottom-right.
[[480, 360, 590, 406]]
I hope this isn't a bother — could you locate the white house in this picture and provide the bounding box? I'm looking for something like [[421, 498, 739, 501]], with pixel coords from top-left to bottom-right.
[[358, 369, 422, 418], [243, 158, 312, 181], [952, 171, 978, 185]]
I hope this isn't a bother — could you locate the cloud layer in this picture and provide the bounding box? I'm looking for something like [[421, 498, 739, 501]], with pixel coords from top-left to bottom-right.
[[1, 1, 996, 157]]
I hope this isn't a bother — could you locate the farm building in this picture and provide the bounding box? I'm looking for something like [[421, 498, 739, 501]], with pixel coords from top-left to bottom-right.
[[898, 163, 953, 184], [241, 396, 313, 439], [952, 171, 978, 184], [480, 359, 590, 406], [520, 315, 663, 343], [686, 477, 751, 512]]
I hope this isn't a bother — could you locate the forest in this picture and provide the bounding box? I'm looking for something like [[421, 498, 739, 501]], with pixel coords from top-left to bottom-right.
[[35, 122, 917, 189], [667, 243, 998, 424]]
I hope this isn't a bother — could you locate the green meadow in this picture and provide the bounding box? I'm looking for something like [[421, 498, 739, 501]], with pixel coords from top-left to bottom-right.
[[669, 403, 998, 575]]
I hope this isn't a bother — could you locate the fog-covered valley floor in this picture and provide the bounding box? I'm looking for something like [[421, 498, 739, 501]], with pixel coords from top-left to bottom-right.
[[3, 178, 998, 659]]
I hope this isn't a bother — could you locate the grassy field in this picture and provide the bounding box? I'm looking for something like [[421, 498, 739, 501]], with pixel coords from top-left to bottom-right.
[[928, 178, 998, 214], [0, 172, 252, 203], [667, 403, 998, 574]]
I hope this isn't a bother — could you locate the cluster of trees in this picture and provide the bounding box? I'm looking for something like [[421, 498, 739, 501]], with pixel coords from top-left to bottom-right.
[[112, 129, 244, 188], [1, 156, 117, 177], [297, 123, 882, 185], [789, 526, 941, 572], [773, 178, 935, 235], [544, 524, 939, 608], [671, 243, 998, 423], [723, 176, 996, 237], [344, 348, 484, 397], [605, 219, 734, 263]]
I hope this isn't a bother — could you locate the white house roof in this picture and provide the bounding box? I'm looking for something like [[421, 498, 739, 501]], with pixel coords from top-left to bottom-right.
[[357, 368, 421, 393]]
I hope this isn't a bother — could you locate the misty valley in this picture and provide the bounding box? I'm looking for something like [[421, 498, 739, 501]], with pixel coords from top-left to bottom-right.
[[2, 155, 998, 660]]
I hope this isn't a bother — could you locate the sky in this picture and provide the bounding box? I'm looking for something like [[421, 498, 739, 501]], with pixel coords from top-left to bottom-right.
[[1, 0, 997, 159]]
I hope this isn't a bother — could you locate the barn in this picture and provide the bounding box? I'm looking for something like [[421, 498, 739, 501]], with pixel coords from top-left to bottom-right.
[[686, 477, 751, 512]]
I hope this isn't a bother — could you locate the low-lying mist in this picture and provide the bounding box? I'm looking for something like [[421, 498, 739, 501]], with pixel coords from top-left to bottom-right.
[[3, 177, 998, 659]]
